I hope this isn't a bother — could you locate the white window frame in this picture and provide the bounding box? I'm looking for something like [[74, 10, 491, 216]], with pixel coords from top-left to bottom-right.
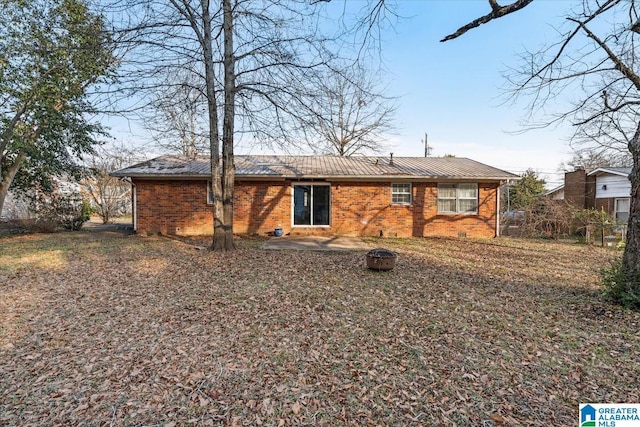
[[291, 182, 331, 228], [391, 182, 412, 205], [437, 183, 479, 215], [615, 197, 630, 223]]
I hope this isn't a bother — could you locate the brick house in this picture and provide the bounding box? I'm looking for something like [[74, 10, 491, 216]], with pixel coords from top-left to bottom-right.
[[548, 167, 632, 223], [111, 155, 518, 238]]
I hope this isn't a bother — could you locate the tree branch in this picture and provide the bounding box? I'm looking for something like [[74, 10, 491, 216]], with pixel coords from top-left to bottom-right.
[[569, 17, 640, 92], [441, 0, 534, 42]]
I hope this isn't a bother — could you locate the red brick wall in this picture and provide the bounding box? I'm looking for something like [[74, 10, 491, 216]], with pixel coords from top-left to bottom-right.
[[564, 169, 585, 209], [329, 182, 497, 238], [594, 197, 616, 217], [234, 181, 291, 235], [564, 169, 598, 209], [134, 180, 213, 235], [133, 179, 499, 238]]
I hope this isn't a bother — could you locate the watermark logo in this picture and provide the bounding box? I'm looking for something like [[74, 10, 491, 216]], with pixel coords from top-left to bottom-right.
[[580, 404, 640, 427], [581, 404, 596, 427]]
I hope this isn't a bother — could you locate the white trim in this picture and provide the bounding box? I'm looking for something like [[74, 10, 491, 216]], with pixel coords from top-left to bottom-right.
[[587, 167, 631, 177], [496, 183, 500, 237], [543, 184, 564, 197], [133, 185, 137, 231], [291, 182, 331, 228]]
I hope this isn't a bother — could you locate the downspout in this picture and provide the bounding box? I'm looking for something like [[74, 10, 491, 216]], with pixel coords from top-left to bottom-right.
[[496, 181, 501, 237], [132, 183, 137, 232], [496, 180, 510, 237], [121, 177, 136, 232]]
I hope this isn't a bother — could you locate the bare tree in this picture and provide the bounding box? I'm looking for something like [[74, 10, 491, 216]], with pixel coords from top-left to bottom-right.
[[303, 68, 396, 156], [105, 0, 355, 251], [438, 0, 640, 305], [144, 72, 208, 159], [84, 146, 138, 224], [559, 148, 632, 172]]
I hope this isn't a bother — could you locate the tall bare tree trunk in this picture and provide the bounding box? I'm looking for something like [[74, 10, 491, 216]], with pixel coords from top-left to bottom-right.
[[621, 121, 640, 291], [220, 0, 236, 251], [200, 0, 225, 252]]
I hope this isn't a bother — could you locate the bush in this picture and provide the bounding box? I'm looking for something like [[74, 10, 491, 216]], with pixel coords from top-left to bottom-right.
[[26, 191, 91, 232], [519, 198, 573, 239], [573, 208, 617, 246], [600, 259, 640, 309]]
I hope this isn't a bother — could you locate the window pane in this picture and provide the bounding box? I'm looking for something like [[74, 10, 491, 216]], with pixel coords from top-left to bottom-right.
[[616, 198, 630, 213], [391, 194, 411, 204], [313, 185, 330, 225], [616, 212, 629, 223], [392, 193, 411, 204], [293, 185, 311, 225], [392, 183, 410, 193], [438, 184, 456, 213], [458, 198, 478, 213], [438, 199, 456, 212], [458, 184, 478, 198], [438, 184, 456, 199], [207, 181, 213, 204]]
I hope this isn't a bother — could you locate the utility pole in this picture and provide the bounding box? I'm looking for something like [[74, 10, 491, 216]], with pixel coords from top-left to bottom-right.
[[423, 132, 431, 157]]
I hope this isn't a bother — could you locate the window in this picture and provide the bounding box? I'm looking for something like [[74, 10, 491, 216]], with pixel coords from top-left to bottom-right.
[[437, 183, 478, 214], [207, 181, 214, 204], [391, 183, 412, 204], [615, 198, 630, 223], [293, 184, 330, 226]]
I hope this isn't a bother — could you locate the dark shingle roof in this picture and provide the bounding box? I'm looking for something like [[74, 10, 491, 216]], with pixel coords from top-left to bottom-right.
[[111, 154, 518, 181]]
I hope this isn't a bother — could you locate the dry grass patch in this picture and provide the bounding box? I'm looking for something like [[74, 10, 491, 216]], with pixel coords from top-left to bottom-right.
[[1, 232, 639, 426]]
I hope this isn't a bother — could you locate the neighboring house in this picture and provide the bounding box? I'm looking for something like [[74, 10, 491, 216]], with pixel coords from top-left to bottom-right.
[[111, 155, 518, 238], [543, 184, 564, 201], [548, 167, 632, 223], [0, 191, 29, 220]]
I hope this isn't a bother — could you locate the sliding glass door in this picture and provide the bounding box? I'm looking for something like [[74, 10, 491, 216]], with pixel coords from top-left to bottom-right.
[[293, 184, 330, 226]]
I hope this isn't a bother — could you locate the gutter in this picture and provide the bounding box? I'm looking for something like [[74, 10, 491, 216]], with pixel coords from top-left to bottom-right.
[[109, 173, 518, 182]]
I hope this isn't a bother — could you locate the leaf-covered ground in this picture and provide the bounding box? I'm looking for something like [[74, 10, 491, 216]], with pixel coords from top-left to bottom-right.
[[1, 230, 639, 426]]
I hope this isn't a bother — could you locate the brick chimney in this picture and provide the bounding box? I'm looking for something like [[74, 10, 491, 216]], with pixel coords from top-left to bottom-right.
[[564, 169, 595, 209]]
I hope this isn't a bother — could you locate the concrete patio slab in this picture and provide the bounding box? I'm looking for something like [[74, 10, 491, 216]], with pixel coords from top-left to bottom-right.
[[262, 235, 371, 251]]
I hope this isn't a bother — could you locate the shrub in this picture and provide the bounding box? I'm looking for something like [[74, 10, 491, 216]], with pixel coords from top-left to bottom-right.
[[573, 208, 616, 246], [600, 258, 640, 309], [519, 198, 573, 239], [26, 191, 91, 232]]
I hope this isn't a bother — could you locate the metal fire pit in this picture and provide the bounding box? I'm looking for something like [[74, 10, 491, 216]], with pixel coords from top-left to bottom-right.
[[366, 248, 397, 271]]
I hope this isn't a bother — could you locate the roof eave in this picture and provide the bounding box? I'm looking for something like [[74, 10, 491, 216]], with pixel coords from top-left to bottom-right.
[[110, 173, 208, 180], [587, 167, 631, 177], [113, 172, 517, 181]]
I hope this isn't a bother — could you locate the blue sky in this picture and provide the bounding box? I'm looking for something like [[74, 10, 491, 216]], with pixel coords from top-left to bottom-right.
[[371, 0, 575, 188], [109, 1, 578, 188]]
